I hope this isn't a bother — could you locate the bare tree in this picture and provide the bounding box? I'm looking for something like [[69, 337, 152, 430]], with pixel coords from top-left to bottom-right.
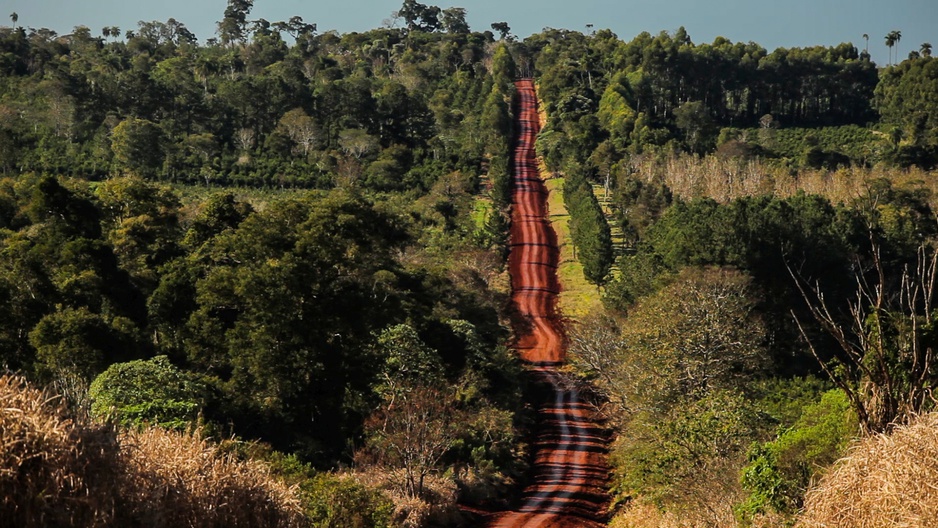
[[338, 128, 379, 159], [234, 127, 255, 152], [364, 383, 463, 497], [276, 108, 320, 157], [791, 236, 938, 434]]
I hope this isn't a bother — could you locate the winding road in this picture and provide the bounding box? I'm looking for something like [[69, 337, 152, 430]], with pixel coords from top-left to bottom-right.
[[486, 80, 609, 528]]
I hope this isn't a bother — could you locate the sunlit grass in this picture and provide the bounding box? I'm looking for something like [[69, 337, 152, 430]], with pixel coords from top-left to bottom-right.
[[544, 176, 601, 319]]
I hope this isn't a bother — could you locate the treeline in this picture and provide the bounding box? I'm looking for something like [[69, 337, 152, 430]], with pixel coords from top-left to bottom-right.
[[562, 165, 612, 284], [0, 3, 516, 195], [0, 171, 528, 521], [0, 172, 522, 454], [525, 26, 938, 173]]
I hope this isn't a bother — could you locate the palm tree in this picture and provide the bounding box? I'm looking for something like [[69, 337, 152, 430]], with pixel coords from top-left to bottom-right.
[[922, 42, 933, 58], [894, 30, 902, 62], [9, 12, 17, 29], [863, 33, 869, 54], [885, 31, 902, 65]]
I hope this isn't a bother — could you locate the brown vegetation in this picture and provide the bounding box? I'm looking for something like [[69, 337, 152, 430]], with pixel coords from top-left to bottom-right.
[[798, 412, 938, 527], [353, 467, 461, 528], [0, 374, 304, 528], [628, 154, 938, 206]]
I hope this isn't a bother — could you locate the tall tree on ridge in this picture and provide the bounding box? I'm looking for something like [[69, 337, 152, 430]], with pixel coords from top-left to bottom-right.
[[218, 0, 253, 45], [885, 31, 897, 65], [894, 30, 902, 62]]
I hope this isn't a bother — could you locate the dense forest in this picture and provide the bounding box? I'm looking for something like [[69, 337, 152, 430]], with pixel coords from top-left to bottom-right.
[[2, 0, 938, 526]]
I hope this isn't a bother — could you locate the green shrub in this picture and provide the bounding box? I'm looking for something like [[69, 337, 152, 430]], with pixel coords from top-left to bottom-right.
[[89, 355, 208, 430], [304, 474, 393, 528], [737, 389, 858, 521]]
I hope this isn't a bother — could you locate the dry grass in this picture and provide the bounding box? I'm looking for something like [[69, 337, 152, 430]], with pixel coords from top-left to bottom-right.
[[610, 494, 741, 528], [119, 427, 303, 527], [353, 467, 461, 528], [0, 374, 118, 527], [797, 412, 938, 528], [630, 154, 938, 206], [0, 374, 304, 528]]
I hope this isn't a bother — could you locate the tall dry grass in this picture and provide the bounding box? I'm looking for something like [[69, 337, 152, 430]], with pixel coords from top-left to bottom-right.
[[797, 412, 938, 528], [0, 374, 118, 527], [118, 427, 303, 528], [0, 374, 304, 528], [353, 467, 461, 528], [628, 154, 938, 206]]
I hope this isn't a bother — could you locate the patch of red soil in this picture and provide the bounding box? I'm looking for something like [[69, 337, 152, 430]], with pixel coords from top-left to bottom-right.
[[483, 79, 610, 528]]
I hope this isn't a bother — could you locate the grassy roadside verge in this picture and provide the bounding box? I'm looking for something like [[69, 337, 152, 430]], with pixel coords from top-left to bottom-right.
[[544, 176, 602, 319]]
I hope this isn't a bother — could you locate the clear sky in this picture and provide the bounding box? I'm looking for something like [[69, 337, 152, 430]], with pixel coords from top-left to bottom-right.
[[5, 0, 936, 66]]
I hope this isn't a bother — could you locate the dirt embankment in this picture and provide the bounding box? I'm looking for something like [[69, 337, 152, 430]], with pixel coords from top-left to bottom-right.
[[484, 79, 610, 528]]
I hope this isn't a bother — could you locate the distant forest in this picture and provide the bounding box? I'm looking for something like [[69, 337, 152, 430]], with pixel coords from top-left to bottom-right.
[[1, 1, 936, 186]]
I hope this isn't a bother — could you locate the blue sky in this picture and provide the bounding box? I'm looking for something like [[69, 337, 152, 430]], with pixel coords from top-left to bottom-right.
[[5, 0, 936, 66]]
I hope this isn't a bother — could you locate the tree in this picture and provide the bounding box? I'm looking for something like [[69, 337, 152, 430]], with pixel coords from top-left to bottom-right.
[[894, 30, 903, 62], [792, 236, 938, 434], [441, 7, 469, 34], [922, 42, 932, 58], [673, 100, 714, 153], [885, 30, 902, 65], [29, 307, 142, 380], [885, 33, 896, 65], [339, 128, 379, 159], [276, 108, 320, 157], [110, 117, 163, 178], [10, 12, 17, 29], [218, 0, 253, 45], [612, 267, 766, 410], [490, 22, 511, 41], [364, 383, 464, 497], [94, 177, 182, 289], [89, 355, 208, 429], [863, 33, 869, 54]]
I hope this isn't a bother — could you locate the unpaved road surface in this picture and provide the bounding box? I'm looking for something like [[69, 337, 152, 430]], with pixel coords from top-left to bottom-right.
[[485, 79, 609, 528]]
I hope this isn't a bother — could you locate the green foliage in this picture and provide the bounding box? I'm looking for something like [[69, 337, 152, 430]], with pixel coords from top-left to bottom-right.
[[303, 474, 393, 528], [732, 124, 884, 167], [614, 390, 767, 506], [597, 79, 636, 140], [375, 323, 444, 391], [563, 166, 613, 284], [673, 100, 715, 153], [602, 251, 671, 311], [29, 306, 142, 380], [88, 355, 208, 430], [111, 118, 164, 178], [610, 173, 672, 245], [738, 389, 858, 520], [875, 57, 938, 167]]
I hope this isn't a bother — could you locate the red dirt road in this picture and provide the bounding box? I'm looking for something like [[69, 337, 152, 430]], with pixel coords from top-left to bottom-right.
[[485, 80, 609, 528]]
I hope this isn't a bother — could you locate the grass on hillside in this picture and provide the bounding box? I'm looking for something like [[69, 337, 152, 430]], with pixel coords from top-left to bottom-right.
[[544, 176, 602, 319]]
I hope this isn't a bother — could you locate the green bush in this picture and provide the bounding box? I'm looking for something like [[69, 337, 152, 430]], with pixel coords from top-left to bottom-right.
[[304, 474, 393, 528], [89, 355, 208, 430], [737, 389, 858, 521]]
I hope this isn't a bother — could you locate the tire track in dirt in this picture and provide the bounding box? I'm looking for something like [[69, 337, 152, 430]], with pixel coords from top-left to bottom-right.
[[485, 79, 609, 528]]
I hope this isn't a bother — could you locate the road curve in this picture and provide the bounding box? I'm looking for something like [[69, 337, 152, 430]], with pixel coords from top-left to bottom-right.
[[486, 79, 609, 528]]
